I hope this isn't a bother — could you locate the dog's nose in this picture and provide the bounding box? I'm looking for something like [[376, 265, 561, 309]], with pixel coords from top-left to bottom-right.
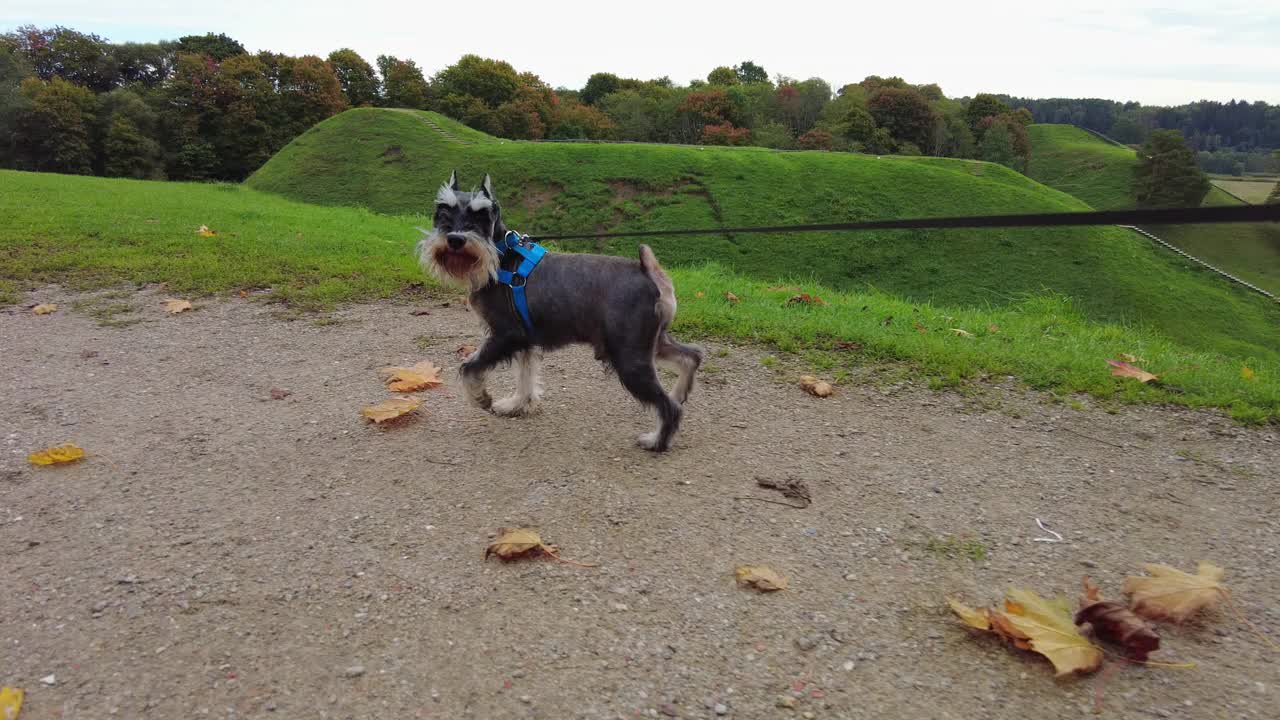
[[446, 233, 466, 250]]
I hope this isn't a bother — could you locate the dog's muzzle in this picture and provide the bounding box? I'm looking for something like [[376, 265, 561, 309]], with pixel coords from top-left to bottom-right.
[[446, 233, 466, 250]]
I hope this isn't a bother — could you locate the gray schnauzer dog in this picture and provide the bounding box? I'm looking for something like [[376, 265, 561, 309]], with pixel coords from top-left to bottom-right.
[[418, 171, 703, 451]]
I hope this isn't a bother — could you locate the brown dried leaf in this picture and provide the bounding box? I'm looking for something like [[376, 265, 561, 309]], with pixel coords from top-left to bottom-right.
[[485, 528, 551, 561], [195, 225, 217, 237], [1123, 561, 1226, 623], [834, 341, 863, 352], [163, 299, 193, 314], [380, 361, 443, 392], [949, 328, 973, 338], [914, 321, 928, 334], [1107, 359, 1159, 383], [1075, 577, 1160, 661], [950, 590, 1102, 676], [947, 598, 991, 630], [269, 388, 291, 400], [410, 308, 432, 316], [735, 565, 788, 591], [32, 303, 58, 315], [799, 375, 834, 398], [360, 396, 421, 423], [724, 291, 740, 304], [28, 443, 85, 466], [786, 293, 825, 306]]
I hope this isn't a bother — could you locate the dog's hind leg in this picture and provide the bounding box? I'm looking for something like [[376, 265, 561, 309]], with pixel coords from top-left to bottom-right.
[[460, 336, 523, 411], [492, 349, 544, 417], [655, 333, 703, 405], [615, 356, 682, 452]]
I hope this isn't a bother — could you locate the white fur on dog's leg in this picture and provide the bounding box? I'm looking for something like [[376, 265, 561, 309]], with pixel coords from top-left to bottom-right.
[[636, 431, 661, 450], [492, 350, 543, 417]]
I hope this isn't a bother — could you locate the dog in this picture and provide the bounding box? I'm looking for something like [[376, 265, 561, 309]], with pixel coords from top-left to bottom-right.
[[417, 171, 703, 452]]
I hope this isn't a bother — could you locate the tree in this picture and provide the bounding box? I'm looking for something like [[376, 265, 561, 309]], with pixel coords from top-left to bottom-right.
[[978, 120, 1018, 170], [706, 66, 739, 86], [377, 55, 428, 109], [840, 105, 875, 143], [580, 72, 620, 105], [702, 122, 750, 145], [327, 48, 379, 107], [14, 76, 96, 173], [548, 99, 615, 140], [7, 25, 119, 91], [1134, 129, 1211, 208], [95, 88, 163, 177], [965, 93, 1009, 136], [750, 121, 794, 149], [176, 33, 245, 61], [797, 128, 833, 150], [430, 55, 520, 108], [0, 44, 34, 166], [734, 61, 769, 84], [868, 87, 937, 150]]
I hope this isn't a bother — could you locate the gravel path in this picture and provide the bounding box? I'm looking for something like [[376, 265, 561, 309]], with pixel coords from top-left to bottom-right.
[[2, 289, 1277, 719]]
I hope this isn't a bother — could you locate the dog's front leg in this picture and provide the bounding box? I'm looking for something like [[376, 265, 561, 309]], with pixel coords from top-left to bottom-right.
[[492, 349, 543, 417], [459, 336, 521, 411]]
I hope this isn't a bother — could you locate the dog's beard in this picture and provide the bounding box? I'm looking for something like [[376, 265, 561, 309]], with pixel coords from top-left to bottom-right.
[[417, 229, 499, 290]]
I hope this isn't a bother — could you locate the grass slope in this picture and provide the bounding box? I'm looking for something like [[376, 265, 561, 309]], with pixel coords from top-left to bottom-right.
[[245, 109, 1279, 363], [2, 169, 1276, 423], [1026, 123, 1280, 295]]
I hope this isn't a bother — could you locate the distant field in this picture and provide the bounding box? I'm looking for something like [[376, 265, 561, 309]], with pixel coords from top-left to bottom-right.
[[1211, 178, 1277, 204], [1026, 124, 1280, 295], [2, 169, 1277, 422]]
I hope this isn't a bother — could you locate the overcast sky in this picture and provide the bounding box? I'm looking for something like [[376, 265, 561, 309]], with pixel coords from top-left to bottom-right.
[[4, 1, 1277, 105]]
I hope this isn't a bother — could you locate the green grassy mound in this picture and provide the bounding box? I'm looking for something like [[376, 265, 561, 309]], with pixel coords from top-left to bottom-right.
[[1026, 123, 1280, 295], [2, 169, 1275, 423], [244, 109, 1279, 362]]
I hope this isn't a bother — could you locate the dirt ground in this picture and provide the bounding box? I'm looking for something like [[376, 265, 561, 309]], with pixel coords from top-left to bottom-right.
[[3, 288, 1277, 720]]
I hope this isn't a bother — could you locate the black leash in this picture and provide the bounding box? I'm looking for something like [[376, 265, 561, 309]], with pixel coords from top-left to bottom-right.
[[528, 204, 1280, 242]]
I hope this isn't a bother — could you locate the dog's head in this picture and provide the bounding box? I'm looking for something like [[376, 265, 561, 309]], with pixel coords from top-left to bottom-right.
[[417, 171, 504, 289]]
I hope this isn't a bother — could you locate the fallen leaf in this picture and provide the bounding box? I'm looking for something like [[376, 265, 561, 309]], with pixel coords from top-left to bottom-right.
[[724, 291, 740, 304], [1119, 353, 1142, 363], [485, 527, 595, 566], [947, 598, 991, 630], [32, 304, 57, 315], [28, 443, 85, 466], [237, 290, 249, 299], [834, 341, 863, 351], [950, 589, 1101, 675], [914, 321, 928, 334], [1075, 577, 1160, 661], [456, 343, 478, 361], [1106, 360, 1159, 384], [163, 299, 193, 314], [269, 388, 291, 400], [1123, 562, 1226, 623], [799, 375, 834, 398], [410, 308, 432, 316], [196, 225, 217, 237], [787, 293, 825, 306], [949, 328, 973, 338], [0, 686, 22, 720], [1002, 589, 1103, 675], [986, 324, 1000, 333], [695, 291, 705, 298], [735, 565, 788, 591], [1241, 366, 1256, 382], [360, 396, 421, 423], [380, 361, 443, 392]]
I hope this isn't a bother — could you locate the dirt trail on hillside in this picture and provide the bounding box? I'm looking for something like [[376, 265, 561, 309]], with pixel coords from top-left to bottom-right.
[[3, 289, 1278, 720]]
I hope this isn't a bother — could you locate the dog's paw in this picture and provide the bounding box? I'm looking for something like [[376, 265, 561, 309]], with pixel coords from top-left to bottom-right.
[[636, 431, 668, 452], [468, 389, 493, 410], [491, 395, 537, 417]]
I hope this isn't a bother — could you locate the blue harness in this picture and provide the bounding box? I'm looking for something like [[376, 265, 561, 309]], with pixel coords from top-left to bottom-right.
[[493, 230, 545, 336]]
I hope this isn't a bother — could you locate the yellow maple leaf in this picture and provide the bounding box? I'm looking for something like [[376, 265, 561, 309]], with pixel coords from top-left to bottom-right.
[[32, 303, 58, 315], [1000, 588, 1102, 675], [195, 225, 217, 237], [380, 361, 443, 392], [947, 598, 990, 630], [360, 396, 421, 423], [799, 375, 834, 398], [1241, 366, 1256, 382], [28, 443, 85, 466], [163, 299, 193, 314], [735, 564, 788, 591], [1123, 562, 1226, 623], [0, 686, 23, 720], [485, 528, 550, 560]]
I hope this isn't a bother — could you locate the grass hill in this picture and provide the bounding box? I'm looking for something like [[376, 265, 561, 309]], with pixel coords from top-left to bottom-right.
[[2, 168, 1277, 423], [246, 108, 1280, 364], [1026, 124, 1280, 295]]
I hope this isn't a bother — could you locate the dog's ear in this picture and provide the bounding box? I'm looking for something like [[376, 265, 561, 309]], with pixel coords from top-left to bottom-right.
[[480, 173, 495, 201], [448, 170, 460, 191]]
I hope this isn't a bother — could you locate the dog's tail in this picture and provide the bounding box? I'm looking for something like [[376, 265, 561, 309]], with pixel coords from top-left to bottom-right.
[[639, 244, 676, 328]]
